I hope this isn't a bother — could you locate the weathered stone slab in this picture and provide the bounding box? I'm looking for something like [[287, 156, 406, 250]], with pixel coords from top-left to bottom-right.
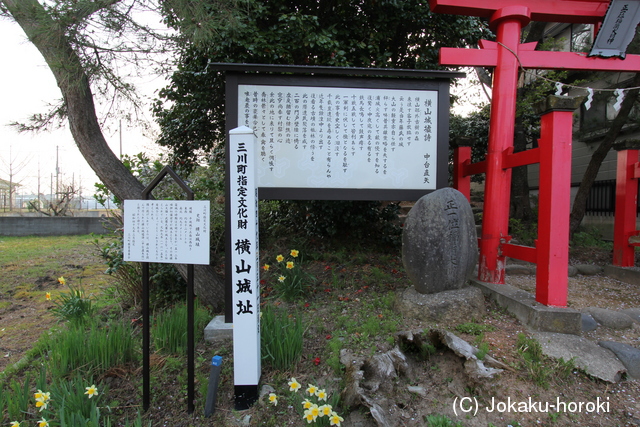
[[604, 265, 640, 287], [402, 188, 478, 294], [583, 307, 635, 330], [470, 279, 582, 335], [533, 332, 626, 382], [598, 341, 640, 379], [395, 286, 485, 325]]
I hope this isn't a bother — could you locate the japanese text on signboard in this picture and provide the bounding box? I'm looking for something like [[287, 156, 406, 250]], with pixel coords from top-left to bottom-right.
[[123, 200, 210, 265], [238, 85, 437, 190]]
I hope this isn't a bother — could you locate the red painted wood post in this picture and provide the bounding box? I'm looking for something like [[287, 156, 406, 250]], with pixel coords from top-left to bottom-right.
[[535, 96, 581, 306], [613, 142, 640, 267], [477, 6, 531, 284], [452, 137, 473, 201]]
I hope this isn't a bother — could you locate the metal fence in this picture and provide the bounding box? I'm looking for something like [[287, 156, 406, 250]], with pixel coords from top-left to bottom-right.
[[583, 179, 640, 216], [584, 179, 617, 216]]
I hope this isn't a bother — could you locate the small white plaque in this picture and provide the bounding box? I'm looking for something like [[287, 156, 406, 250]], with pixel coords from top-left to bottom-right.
[[123, 200, 210, 265]]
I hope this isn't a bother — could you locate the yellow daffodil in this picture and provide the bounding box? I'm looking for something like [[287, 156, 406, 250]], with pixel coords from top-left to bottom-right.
[[290, 249, 299, 257], [303, 408, 317, 423], [278, 275, 285, 282], [276, 254, 284, 263], [319, 403, 333, 416], [268, 392, 278, 406], [263, 264, 270, 271], [308, 404, 320, 418], [288, 378, 301, 392], [306, 384, 318, 396], [329, 412, 344, 426], [302, 398, 313, 409], [10, 421, 20, 427], [34, 390, 50, 411], [316, 388, 327, 401], [85, 384, 99, 398], [57, 276, 66, 285], [286, 261, 294, 269], [37, 418, 49, 427], [45, 292, 51, 301]]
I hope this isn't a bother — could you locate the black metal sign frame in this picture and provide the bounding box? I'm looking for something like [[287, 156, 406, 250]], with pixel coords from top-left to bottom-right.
[[140, 166, 197, 414]]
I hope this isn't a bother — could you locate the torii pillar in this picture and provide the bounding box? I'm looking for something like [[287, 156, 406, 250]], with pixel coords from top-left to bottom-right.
[[431, 0, 640, 305]]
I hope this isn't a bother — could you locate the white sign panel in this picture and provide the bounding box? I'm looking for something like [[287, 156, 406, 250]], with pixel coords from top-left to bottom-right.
[[123, 200, 210, 265], [229, 126, 261, 386], [589, 0, 640, 58], [238, 85, 437, 190]]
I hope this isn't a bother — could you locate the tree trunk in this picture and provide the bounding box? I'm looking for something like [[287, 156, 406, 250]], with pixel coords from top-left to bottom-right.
[[3, 0, 225, 311], [569, 72, 640, 235]]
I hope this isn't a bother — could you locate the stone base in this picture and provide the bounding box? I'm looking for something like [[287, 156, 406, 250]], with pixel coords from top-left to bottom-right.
[[533, 332, 626, 383], [470, 279, 581, 335], [604, 265, 640, 287], [395, 286, 485, 325], [204, 315, 233, 343]]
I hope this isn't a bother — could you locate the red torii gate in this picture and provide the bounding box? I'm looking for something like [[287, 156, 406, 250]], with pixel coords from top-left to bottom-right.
[[431, 0, 640, 306]]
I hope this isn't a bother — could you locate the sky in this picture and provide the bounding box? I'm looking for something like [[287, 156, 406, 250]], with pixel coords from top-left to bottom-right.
[[0, 18, 163, 198]]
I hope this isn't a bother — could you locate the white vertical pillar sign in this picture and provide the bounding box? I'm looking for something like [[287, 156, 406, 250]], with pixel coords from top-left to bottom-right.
[[229, 126, 261, 387]]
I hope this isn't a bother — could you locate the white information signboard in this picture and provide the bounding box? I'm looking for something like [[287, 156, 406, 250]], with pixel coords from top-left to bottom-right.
[[238, 85, 437, 190], [123, 200, 210, 265]]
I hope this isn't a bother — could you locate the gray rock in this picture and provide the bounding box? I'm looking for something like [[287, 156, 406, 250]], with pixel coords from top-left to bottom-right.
[[505, 264, 533, 275], [583, 307, 635, 329], [621, 308, 640, 323], [533, 332, 626, 382], [568, 265, 578, 277], [581, 313, 598, 332], [259, 384, 276, 405], [402, 188, 478, 294], [575, 264, 603, 275], [598, 341, 640, 379], [395, 286, 485, 325], [406, 385, 427, 397]]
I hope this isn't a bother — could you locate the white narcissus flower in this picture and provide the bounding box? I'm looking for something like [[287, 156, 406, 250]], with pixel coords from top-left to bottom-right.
[[268, 393, 278, 406], [85, 384, 99, 398]]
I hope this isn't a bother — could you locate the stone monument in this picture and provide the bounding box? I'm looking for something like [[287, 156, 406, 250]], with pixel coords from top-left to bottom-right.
[[402, 187, 478, 294], [398, 187, 483, 324]]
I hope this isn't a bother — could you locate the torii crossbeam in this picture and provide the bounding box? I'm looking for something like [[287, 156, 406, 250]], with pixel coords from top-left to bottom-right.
[[431, 0, 640, 305]]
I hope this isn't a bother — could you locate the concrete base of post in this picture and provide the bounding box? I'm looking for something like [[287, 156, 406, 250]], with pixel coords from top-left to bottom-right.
[[470, 279, 582, 335], [204, 315, 233, 343]]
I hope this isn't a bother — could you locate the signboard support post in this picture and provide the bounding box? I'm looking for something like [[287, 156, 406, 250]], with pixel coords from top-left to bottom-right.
[[228, 127, 261, 409]]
